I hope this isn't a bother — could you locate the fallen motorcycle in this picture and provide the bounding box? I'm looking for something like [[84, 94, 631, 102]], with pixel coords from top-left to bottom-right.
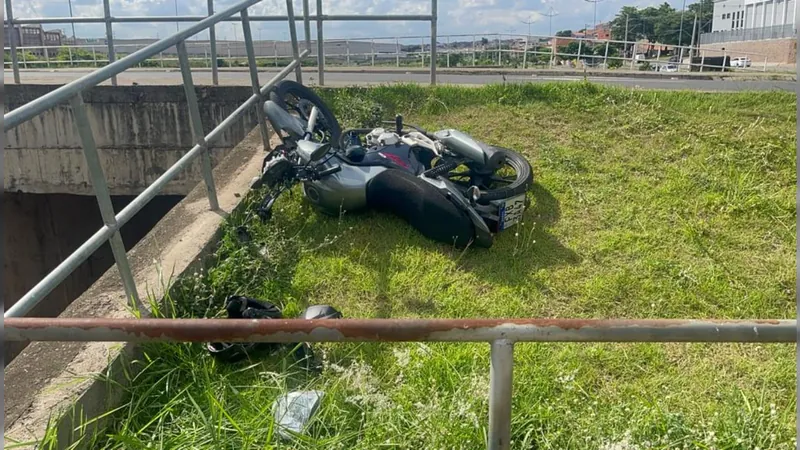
[[255, 80, 533, 248]]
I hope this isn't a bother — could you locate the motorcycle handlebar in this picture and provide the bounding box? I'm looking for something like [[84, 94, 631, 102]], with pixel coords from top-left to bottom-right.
[[316, 165, 342, 178]]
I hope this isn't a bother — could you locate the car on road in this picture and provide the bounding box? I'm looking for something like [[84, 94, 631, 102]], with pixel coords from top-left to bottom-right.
[[658, 64, 678, 72], [731, 57, 752, 68]]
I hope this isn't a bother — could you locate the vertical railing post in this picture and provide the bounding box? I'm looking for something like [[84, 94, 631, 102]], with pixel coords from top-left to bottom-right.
[[488, 340, 514, 450], [241, 9, 272, 152], [5, 0, 20, 83], [346, 40, 350, 65], [44, 47, 50, 68], [69, 94, 141, 309], [396, 37, 400, 67], [421, 36, 425, 67], [92, 46, 98, 67], [274, 42, 278, 67], [721, 49, 726, 72], [430, 0, 437, 85], [472, 35, 476, 66], [521, 35, 528, 69], [763, 55, 768, 72], [496, 36, 501, 65], [207, 0, 219, 85], [21, 49, 27, 69], [446, 35, 450, 68], [302, 0, 311, 54], [630, 42, 636, 69], [699, 50, 704, 72], [177, 41, 219, 211], [371, 39, 375, 66], [603, 40, 609, 68], [316, 0, 324, 85], [67, 46, 73, 67], [285, 0, 303, 83], [103, 0, 118, 86]]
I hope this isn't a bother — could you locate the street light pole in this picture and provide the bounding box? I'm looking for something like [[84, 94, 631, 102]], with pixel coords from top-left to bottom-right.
[[678, 0, 686, 52], [542, 7, 558, 37], [624, 13, 629, 54], [174, 0, 179, 33], [67, 0, 77, 41]]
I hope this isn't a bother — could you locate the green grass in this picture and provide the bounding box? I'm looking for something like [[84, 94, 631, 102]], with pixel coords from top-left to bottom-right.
[[60, 83, 799, 449]]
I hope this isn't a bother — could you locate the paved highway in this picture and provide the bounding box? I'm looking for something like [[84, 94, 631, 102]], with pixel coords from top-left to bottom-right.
[[5, 69, 796, 91]]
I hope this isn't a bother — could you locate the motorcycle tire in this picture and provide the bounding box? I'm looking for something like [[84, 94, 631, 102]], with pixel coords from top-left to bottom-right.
[[475, 149, 533, 205], [269, 80, 342, 145]]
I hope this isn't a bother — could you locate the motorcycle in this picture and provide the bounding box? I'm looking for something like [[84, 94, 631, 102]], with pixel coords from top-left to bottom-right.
[[255, 80, 534, 248]]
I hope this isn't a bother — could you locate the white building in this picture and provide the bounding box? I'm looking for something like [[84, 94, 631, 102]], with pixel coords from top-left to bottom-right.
[[711, 0, 796, 32]]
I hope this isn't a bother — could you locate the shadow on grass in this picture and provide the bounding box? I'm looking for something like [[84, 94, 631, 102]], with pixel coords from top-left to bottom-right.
[[457, 182, 580, 287]]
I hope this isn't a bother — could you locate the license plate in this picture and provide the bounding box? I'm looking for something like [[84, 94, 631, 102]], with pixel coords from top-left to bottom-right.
[[498, 194, 526, 231]]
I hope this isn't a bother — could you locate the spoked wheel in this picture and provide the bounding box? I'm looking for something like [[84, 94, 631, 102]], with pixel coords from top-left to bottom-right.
[[441, 149, 533, 205], [269, 80, 341, 145]]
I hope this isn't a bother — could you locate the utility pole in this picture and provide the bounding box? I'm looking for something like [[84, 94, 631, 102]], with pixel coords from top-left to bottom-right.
[[689, 12, 698, 57], [624, 14, 629, 55], [67, 0, 77, 42], [521, 16, 536, 38], [584, 0, 604, 31], [541, 7, 558, 37], [677, 0, 686, 57]]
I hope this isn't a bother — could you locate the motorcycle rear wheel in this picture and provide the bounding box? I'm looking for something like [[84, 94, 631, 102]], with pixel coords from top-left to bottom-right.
[[441, 149, 533, 205], [269, 80, 342, 145]]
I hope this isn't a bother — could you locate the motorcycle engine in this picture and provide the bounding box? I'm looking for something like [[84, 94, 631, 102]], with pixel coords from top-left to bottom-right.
[[365, 128, 400, 147]]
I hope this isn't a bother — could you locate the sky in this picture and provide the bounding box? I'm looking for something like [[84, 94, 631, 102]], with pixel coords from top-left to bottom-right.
[[5, 0, 695, 41]]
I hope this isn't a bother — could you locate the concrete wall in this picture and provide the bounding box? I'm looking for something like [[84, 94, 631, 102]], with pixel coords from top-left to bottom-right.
[[699, 37, 797, 63], [4, 85, 258, 195], [3, 192, 183, 363]]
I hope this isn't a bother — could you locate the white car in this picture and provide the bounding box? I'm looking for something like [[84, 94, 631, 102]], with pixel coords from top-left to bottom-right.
[[730, 57, 752, 68], [658, 64, 678, 72]]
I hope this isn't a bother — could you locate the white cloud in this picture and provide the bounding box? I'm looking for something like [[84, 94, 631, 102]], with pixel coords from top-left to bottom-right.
[[8, 0, 690, 39]]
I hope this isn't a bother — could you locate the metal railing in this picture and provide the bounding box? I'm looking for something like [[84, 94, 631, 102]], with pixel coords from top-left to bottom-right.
[[6, 317, 796, 450], [6, 31, 791, 79], [699, 23, 796, 44], [2, 0, 307, 317], [2, 0, 439, 86]]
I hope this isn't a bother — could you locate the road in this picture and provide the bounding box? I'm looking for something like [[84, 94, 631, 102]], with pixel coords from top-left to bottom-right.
[[5, 69, 796, 91]]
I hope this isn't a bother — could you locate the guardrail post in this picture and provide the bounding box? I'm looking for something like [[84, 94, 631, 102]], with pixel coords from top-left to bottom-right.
[[207, 0, 219, 85], [371, 39, 375, 66], [430, 0, 437, 84], [21, 49, 27, 69], [396, 37, 400, 67], [721, 49, 726, 72], [346, 40, 350, 65], [603, 40, 609, 68], [241, 9, 272, 152], [700, 50, 705, 72], [103, 0, 118, 86], [92, 46, 98, 67], [274, 42, 279, 66], [420, 36, 425, 67], [630, 43, 636, 69], [177, 41, 219, 211], [285, 0, 303, 83], [763, 56, 767, 72], [69, 94, 140, 309], [488, 340, 514, 450], [44, 47, 50, 68], [316, 0, 324, 85], [521, 35, 528, 69], [5, 0, 21, 83]]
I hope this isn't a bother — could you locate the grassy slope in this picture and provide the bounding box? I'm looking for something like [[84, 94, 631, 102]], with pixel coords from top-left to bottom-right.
[[77, 84, 795, 450]]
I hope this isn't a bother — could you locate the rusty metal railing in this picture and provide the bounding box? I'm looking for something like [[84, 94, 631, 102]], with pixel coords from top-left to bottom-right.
[[6, 317, 796, 450]]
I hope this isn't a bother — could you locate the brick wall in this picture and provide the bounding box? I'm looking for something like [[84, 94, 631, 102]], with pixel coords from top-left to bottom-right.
[[699, 37, 796, 63]]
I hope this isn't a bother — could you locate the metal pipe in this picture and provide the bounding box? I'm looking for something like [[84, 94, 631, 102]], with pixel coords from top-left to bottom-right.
[[521, 36, 527, 69], [4, 0, 263, 132], [285, 0, 303, 83], [208, 0, 219, 85], [316, 0, 324, 84], [103, 0, 118, 86], [488, 340, 514, 450], [177, 41, 219, 211], [6, 0, 21, 83], [430, 0, 437, 84], [5, 318, 795, 343], [241, 9, 272, 151], [396, 37, 400, 67], [68, 94, 141, 310]]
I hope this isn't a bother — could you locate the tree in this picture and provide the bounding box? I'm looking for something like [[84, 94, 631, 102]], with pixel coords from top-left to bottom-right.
[[608, 1, 710, 46], [480, 37, 489, 46], [555, 30, 572, 37]]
